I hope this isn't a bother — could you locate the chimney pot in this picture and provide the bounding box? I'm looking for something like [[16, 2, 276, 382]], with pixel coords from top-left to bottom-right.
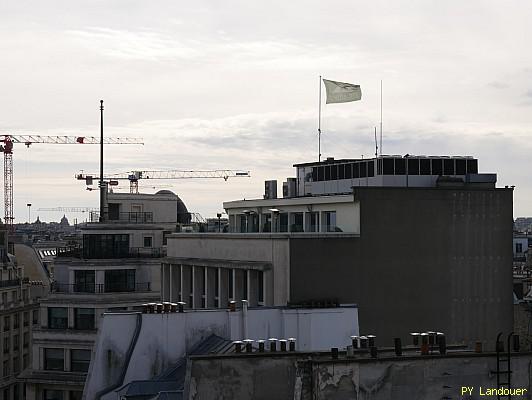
[[269, 338, 278, 352], [177, 302, 186, 313], [394, 338, 402, 356], [234, 340, 243, 353], [331, 347, 339, 359]]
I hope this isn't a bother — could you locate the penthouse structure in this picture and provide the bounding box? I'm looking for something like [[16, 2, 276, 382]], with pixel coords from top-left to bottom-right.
[[162, 154, 513, 347]]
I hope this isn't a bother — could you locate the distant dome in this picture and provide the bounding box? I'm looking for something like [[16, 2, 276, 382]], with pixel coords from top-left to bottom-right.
[[60, 214, 70, 226], [155, 190, 176, 195]]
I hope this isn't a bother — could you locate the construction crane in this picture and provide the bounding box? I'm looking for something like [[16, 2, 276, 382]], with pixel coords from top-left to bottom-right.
[[0, 134, 143, 229], [76, 169, 251, 193], [37, 207, 99, 213]]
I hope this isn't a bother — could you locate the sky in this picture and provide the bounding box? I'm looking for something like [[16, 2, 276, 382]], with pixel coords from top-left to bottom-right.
[[1, 0, 531, 222]]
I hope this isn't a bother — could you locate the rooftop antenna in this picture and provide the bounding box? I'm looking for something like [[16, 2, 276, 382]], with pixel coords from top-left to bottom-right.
[[380, 80, 383, 156], [99, 100, 105, 222], [318, 75, 322, 162], [374, 127, 378, 159]]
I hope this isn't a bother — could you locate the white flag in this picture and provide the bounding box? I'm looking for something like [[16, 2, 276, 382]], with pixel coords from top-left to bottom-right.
[[323, 79, 362, 104]]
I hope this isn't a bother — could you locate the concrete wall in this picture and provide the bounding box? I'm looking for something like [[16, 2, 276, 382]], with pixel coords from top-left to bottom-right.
[[186, 352, 532, 400], [289, 187, 514, 346]]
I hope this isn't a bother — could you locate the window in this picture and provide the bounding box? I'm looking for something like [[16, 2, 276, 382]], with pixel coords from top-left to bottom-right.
[[1, 292, 6, 305], [516, 243, 523, 253], [3, 336, 9, 353], [32, 309, 39, 325], [70, 391, 83, 400], [290, 213, 304, 232], [22, 289, 28, 301], [44, 348, 64, 371], [4, 316, 9, 331], [353, 162, 360, 178], [258, 271, 264, 304], [432, 158, 443, 175], [13, 314, 19, 329], [360, 162, 367, 178], [456, 159, 466, 175], [323, 211, 337, 232], [162, 231, 171, 245], [74, 308, 95, 330], [444, 159, 455, 175], [104, 270, 135, 292], [383, 158, 394, 175], [279, 213, 289, 233], [74, 270, 95, 293], [420, 158, 431, 175], [11, 290, 17, 302], [13, 334, 19, 350], [143, 236, 153, 248], [338, 164, 345, 179], [345, 163, 353, 179], [23, 311, 29, 327], [43, 390, 64, 400], [228, 269, 234, 300], [324, 165, 331, 180], [467, 159, 478, 174], [82, 234, 130, 259], [71, 349, 91, 372], [330, 164, 338, 180], [214, 270, 220, 308], [395, 158, 406, 175], [48, 308, 68, 329], [317, 166, 324, 181], [306, 212, 319, 233], [367, 160, 375, 177], [242, 270, 248, 300], [407, 158, 419, 175], [23, 332, 29, 347], [3, 360, 8, 377], [23, 354, 28, 369], [13, 356, 19, 373]]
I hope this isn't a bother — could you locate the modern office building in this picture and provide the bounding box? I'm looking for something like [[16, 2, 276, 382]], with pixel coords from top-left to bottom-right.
[[161, 155, 513, 347], [20, 190, 189, 400]]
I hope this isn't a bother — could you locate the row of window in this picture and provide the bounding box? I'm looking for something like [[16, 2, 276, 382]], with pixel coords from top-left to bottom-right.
[[2, 310, 38, 331], [0, 289, 29, 305], [3, 383, 25, 400], [2, 353, 28, 377], [3, 332, 29, 353], [306, 158, 478, 182], [72, 269, 137, 293], [44, 348, 91, 373], [48, 308, 95, 330], [235, 211, 337, 233]]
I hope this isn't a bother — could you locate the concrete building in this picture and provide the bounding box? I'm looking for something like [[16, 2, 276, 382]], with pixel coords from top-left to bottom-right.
[[82, 303, 359, 400], [0, 221, 45, 400], [162, 155, 513, 347], [20, 190, 189, 400], [185, 343, 532, 399]]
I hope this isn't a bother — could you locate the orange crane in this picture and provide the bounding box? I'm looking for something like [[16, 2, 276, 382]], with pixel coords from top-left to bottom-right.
[[0, 134, 143, 229], [76, 169, 251, 193]]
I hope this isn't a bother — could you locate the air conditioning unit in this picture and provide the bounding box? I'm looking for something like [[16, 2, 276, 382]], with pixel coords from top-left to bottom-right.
[[283, 178, 297, 198]]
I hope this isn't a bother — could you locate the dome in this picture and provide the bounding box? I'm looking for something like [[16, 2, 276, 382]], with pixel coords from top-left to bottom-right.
[[155, 190, 176, 196]]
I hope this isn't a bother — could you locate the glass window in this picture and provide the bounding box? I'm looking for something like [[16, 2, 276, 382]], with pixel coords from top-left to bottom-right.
[[444, 159, 455, 175], [23, 332, 29, 347], [317, 166, 324, 181], [395, 158, 406, 175], [353, 162, 360, 178], [74, 308, 95, 330], [104, 270, 136, 292], [3, 360, 8, 377], [143, 236, 153, 248], [345, 163, 353, 179], [70, 391, 83, 400], [82, 234, 130, 259], [262, 213, 272, 233], [32, 309, 39, 325], [13, 356, 19, 373], [432, 159, 443, 175], [48, 308, 68, 329], [338, 164, 345, 179], [13, 314, 19, 329], [43, 390, 64, 400], [23, 354, 28, 369], [3, 316, 9, 331], [383, 158, 394, 175], [456, 159, 466, 175], [407, 158, 419, 175], [290, 213, 304, 232], [323, 211, 337, 232], [44, 348, 64, 371], [242, 270, 248, 300], [13, 335, 19, 350], [420, 158, 431, 175], [74, 270, 95, 293], [311, 167, 317, 182], [1, 293, 6, 305], [360, 162, 367, 178], [466, 159, 478, 174], [367, 161, 375, 177], [258, 271, 264, 304], [71, 349, 91, 372], [228, 269, 234, 300], [324, 165, 331, 181], [305, 212, 319, 233], [279, 213, 289, 233], [24, 311, 29, 326], [330, 164, 338, 180], [3, 336, 9, 353]]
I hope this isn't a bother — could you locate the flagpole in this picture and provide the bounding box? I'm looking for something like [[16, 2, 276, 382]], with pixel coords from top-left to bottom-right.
[[318, 75, 322, 162], [380, 80, 383, 157]]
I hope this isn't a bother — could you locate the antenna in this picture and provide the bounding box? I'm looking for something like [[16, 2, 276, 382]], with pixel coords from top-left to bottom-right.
[[374, 127, 378, 159], [380, 80, 383, 156]]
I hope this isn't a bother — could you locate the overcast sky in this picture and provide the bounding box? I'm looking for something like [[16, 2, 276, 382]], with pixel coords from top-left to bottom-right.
[[1, 1, 531, 222]]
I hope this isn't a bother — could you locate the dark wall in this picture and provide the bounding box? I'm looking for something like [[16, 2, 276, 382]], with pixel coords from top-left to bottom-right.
[[289, 187, 514, 346]]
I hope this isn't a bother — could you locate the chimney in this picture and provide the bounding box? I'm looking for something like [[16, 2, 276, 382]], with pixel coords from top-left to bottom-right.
[[394, 338, 402, 356], [234, 341, 243, 353], [257, 340, 265, 353], [177, 302, 186, 313], [410, 332, 420, 346], [269, 338, 278, 352], [350, 335, 359, 349], [243, 339, 254, 353], [279, 339, 287, 352], [288, 338, 296, 352]]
